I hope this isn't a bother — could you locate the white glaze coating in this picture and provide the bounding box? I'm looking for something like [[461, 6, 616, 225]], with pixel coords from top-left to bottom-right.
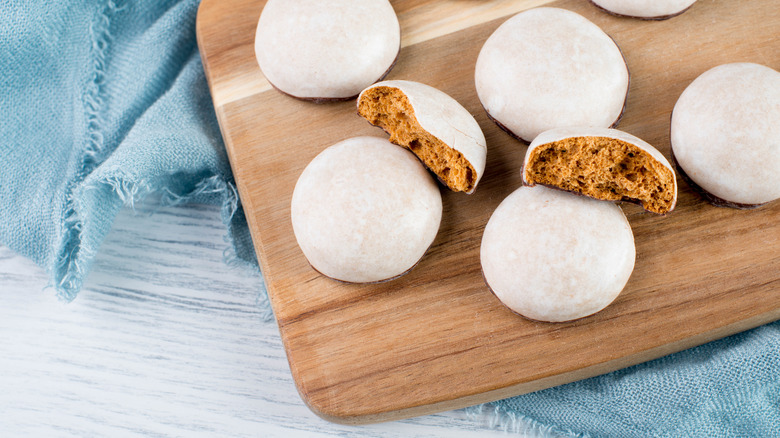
[[255, 0, 400, 100], [474, 7, 628, 142], [481, 186, 635, 322], [523, 127, 678, 210], [291, 137, 442, 283], [671, 63, 780, 206], [359, 80, 488, 193], [591, 0, 696, 18]]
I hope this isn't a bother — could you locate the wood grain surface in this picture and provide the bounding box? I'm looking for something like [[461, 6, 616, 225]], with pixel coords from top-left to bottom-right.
[[196, 0, 780, 425]]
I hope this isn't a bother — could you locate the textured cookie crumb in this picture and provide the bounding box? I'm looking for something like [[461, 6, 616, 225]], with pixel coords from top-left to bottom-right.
[[525, 136, 676, 214], [358, 87, 476, 192]]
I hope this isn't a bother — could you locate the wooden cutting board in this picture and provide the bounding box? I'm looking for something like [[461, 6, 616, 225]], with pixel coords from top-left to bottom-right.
[[196, 0, 780, 425]]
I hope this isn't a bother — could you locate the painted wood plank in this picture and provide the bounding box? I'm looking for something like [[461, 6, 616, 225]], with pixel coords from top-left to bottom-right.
[[0, 202, 535, 436]]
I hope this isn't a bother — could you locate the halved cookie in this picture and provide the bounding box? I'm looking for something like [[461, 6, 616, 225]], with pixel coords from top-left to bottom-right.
[[358, 80, 487, 193], [522, 127, 677, 215]]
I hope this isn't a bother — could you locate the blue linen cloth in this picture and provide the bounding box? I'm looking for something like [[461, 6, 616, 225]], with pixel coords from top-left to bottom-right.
[[0, 0, 259, 303], [2, 1, 778, 437], [477, 321, 780, 437]]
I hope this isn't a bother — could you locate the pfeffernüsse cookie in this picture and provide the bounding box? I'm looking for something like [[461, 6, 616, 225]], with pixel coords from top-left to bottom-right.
[[590, 0, 696, 20], [523, 127, 677, 214], [475, 7, 629, 143], [291, 136, 442, 283], [255, 0, 400, 102], [670, 62, 780, 208], [358, 80, 487, 193], [481, 185, 635, 322]]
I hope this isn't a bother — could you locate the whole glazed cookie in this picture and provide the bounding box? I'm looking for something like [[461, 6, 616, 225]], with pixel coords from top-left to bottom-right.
[[357, 80, 487, 194], [522, 127, 677, 214], [671, 63, 780, 208], [291, 136, 442, 283], [481, 185, 635, 323], [590, 0, 697, 20], [254, 0, 400, 102], [474, 7, 629, 143]]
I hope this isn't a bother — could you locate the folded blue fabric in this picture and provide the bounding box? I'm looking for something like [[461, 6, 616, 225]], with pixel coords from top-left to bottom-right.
[[476, 321, 780, 437], [0, 0, 260, 305], [1, 1, 777, 436]]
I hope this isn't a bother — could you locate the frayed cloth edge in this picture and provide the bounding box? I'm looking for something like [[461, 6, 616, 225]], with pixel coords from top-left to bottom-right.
[[52, 0, 122, 301], [52, 171, 274, 322], [465, 403, 592, 438]]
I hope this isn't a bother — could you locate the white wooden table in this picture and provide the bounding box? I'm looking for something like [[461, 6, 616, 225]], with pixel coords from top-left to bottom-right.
[[0, 200, 549, 437]]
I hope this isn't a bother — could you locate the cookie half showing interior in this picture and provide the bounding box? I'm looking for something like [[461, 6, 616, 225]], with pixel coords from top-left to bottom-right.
[[358, 80, 487, 194], [255, 0, 400, 102], [590, 0, 696, 20], [671, 62, 780, 208], [291, 136, 442, 283], [481, 185, 635, 323], [474, 7, 629, 143], [522, 127, 677, 215]]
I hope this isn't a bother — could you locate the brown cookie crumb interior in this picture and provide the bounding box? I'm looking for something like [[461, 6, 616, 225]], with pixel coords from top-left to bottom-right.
[[358, 87, 476, 192], [525, 137, 675, 214]]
